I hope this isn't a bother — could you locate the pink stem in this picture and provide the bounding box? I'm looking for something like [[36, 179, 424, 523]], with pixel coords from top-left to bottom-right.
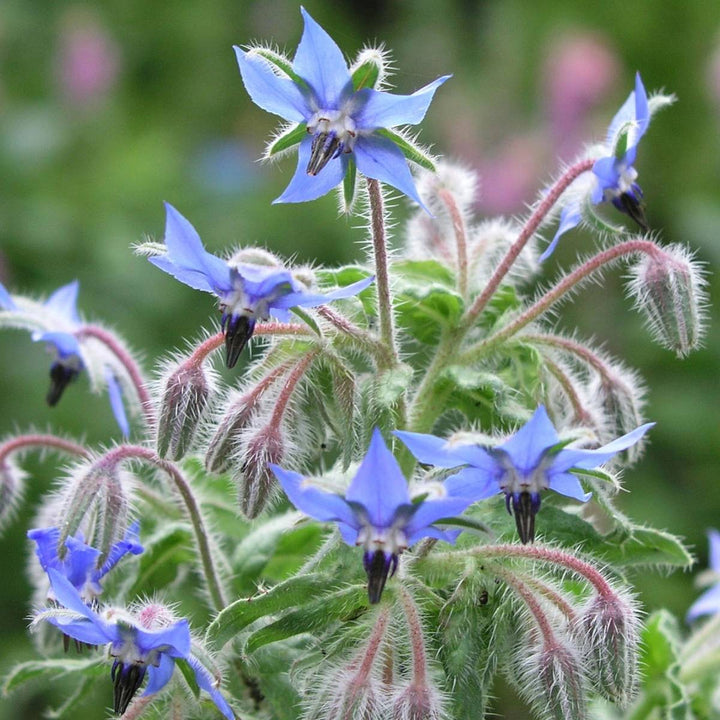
[[399, 588, 428, 683], [499, 569, 558, 646], [269, 351, 317, 427], [438, 188, 469, 301], [0, 433, 90, 462], [464, 157, 595, 326]]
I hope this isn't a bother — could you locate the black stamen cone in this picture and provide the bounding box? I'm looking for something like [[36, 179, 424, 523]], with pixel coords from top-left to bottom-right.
[[616, 191, 649, 232], [111, 660, 147, 715], [46, 362, 80, 406], [222, 314, 256, 369], [508, 491, 541, 544], [364, 549, 397, 604], [307, 132, 343, 176]]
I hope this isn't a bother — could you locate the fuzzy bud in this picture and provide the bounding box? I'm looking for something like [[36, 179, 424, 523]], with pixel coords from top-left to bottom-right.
[[0, 458, 26, 532], [578, 591, 640, 707], [627, 244, 707, 357], [157, 362, 211, 461], [392, 682, 445, 720], [228, 246, 281, 268], [235, 425, 284, 518]]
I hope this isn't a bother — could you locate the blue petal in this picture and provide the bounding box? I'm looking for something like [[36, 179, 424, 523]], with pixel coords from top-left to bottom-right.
[[404, 495, 473, 541], [36, 331, 81, 359], [345, 428, 410, 528], [46, 615, 113, 646], [443, 466, 501, 501], [47, 569, 99, 622], [394, 430, 466, 469], [28, 527, 62, 572], [234, 46, 309, 123], [99, 521, 144, 578], [353, 76, 450, 129], [497, 406, 560, 474], [406, 525, 461, 547], [353, 135, 428, 211], [270, 275, 375, 310], [150, 204, 233, 295], [63, 535, 102, 589], [709, 529, 720, 574], [547, 472, 592, 502], [269, 464, 357, 527], [44, 281, 81, 324], [143, 653, 176, 696], [274, 135, 347, 203], [605, 85, 637, 146], [687, 583, 720, 623], [135, 619, 191, 658], [337, 522, 359, 545], [541, 203, 582, 261], [187, 655, 235, 720], [105, 368, 130, 436], [551, 422, 654, 473], [592, 156, 620, 199], [0, 281, 18, 311], [294, 8, 351, 106]]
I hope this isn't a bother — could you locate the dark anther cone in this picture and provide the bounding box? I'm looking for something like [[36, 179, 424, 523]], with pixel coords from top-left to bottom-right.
[[507, 491, 541, 544], [46, 362, 80, 406], [111, 660, 147, 715], [222, 314, 256, 369], [364, 549, 398, 604], [616, 192, 649, 232]]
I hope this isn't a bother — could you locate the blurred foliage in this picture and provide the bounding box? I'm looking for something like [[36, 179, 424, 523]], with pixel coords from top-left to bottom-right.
[[0, 0, 719, 718]]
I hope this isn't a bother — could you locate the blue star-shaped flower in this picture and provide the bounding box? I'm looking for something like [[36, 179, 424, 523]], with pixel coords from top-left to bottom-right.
[[0, 280, 130, 433], [270, 428, 473, 603], [37, 569, 234, 718], [544, 73, 650, 260], [235, 8, 449, 210], [28, 522, 143, 604], [687, 529, 720, 623], [395, 406, 653, 543], [150, 203, 374, 367]]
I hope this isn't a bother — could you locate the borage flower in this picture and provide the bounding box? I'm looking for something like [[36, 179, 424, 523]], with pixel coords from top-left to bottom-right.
[[270, 428, 472, 603], [28, 522, 143, 605], [545, 73, 654, 260], [395, 406, 653, 543], [235, 8, 449, 211], [0, 280, 130, 433], [687, 529, 720, 622], [34, 569, 234, 718], [149, 203, 374, 367]]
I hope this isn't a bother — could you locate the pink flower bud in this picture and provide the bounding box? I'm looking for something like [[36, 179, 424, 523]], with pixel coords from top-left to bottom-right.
[[236, 425, 284, 518]]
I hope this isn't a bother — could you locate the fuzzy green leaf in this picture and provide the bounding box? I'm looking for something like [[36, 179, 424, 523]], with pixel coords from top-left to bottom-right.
[[396, 285, 464, 344], [316, 266, 376, 317], [3, 657, 106, 695], [373, 363, 414, 407], [600, 525, 693, 569], [393, 259, 456, 289]]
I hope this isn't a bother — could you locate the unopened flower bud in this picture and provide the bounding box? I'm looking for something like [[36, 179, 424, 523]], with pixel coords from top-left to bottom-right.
[[236, 425, 284, 518], [157, 362, 211, 460], [228, 246, 281, 268], [392, 682, 445, 720], [0, 458, 25, 531], [205, 390, 261, 474], [578, 590, 639, 707], [627, 244, 707, 357]]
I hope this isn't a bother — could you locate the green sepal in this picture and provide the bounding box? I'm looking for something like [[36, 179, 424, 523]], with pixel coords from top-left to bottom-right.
[[290, 306, 322, 337], [250, 48, 305, 87], [351, 58, 381, 91], [267, 123, 307, 157], [316, 266, 376, 317], [583, 194, 627, 235], [375, 128, 436, 171], [342, 156, 357, 213]]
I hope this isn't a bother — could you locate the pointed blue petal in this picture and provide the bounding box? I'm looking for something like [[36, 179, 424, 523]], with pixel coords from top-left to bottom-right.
[[143, 654, 176, 696], [105, 368, 130, 436], [135, 619, 191, 658], [552, 422, 654, 472], [404, 496, 473, 539], [152, 204, 233, 295], [547, 472, 592, 502], [337, 522, 359, 545], [187, 655, 235, 720], [592, 156, 620, 198], [687, 583, 720, 623], [541, 203, 582, 261], [0, 282, 17, 311], [269, 464, 357, 527], [99, 521, 143, 578], [497, 406, 560, 474], [294, 8, 351, 106], [709, 529, 720, 573], [443, 466, 501, 501], [44, 281, 81, 324], [234, 46, 309, 123], [406, 525, 461, 547], [345, 428, 410, 527], [353, 135, 428, 212], [28, 527, 62, 572], [46, 615, 114, 645], [605, 84, 637, 145], [274, 136, 347, 203], [36, 331, 81, 359], [354, 76, 450, 129], [270, 275, 374, 310], [64, 535, 101, 589], [632, 72, 650, 142], [393, 430, 465, 469]]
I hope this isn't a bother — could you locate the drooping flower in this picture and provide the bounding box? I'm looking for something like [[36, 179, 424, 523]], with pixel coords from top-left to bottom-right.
[[34, 569, 234, 718], [687, 529, 720, 622], [0, 280, 130, 433], [395, 406, 653, 543], [270, 428, 472, 603], [235, 8, 449, 211], [544, 73, 652, 260], [149, 203, 374, 367], [28, 522, 143, 604]]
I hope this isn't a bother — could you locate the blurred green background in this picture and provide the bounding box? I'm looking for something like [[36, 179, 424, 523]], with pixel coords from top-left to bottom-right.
[[1, 0, 718, 717]]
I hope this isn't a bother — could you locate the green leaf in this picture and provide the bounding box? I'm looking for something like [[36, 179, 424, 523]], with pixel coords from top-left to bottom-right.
[[206, 572, 336, 651], [373, 363, 414, 407], [244, 584, 367, 654], [128, 523, 194, 597], [267, 123, 306, 157], [393, 259, 457, 289], [600, 525, 693, 569], [476, 284, 523, 331], [3, 657, 106, 695], [396, 285, 464, 344], [316, 266, 376, 317], [375, 128, 436, 171]]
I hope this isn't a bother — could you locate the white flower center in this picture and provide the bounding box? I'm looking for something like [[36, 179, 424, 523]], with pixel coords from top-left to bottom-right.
[[306, 109, 358, 175]]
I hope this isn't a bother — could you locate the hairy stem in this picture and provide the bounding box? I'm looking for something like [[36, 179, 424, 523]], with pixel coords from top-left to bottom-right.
[[438, 188, 469, 301], [399, 588, 428, 683], [0, 434, 90, 462]]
